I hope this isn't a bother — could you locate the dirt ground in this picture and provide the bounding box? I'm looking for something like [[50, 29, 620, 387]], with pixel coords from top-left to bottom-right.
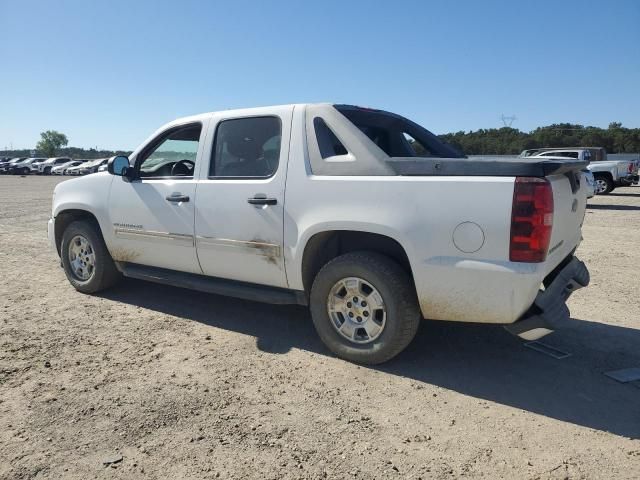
[[1, 175, 639, 480]]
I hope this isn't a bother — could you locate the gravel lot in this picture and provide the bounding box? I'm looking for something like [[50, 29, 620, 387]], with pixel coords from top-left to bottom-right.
[[1, 175, 639, 480]]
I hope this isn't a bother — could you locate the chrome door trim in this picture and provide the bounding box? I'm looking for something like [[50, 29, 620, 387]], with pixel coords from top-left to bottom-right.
[[195, 236, 281, 258], [115, 227, 194, 246]]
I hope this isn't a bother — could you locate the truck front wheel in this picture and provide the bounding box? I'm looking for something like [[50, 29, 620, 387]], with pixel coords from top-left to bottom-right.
[[309, 251, 421, 364], [61, 220, 121, 293], [594, 174, 614, 194]]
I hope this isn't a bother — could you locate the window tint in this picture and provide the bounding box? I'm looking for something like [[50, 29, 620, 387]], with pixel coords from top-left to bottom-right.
[[210, 116, 281, 178], [402, 132, 430, 157], [138, 124, 201, 178], [335, 105, 464, 158], [314, 117, 348, 158], [542, 151, 579, 159]]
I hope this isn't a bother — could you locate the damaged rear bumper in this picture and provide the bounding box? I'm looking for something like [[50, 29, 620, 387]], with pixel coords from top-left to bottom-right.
[[505, 256, 590, 341]]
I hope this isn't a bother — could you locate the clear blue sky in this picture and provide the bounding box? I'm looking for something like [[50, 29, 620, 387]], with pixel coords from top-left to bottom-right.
[[1, 0, 638, 150]]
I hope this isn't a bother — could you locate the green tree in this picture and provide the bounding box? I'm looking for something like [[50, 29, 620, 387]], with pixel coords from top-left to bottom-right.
[[36, 130, 69, 157]]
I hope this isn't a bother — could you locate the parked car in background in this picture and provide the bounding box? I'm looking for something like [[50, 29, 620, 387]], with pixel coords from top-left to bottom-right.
[[28, 158, 49, 173], [52, 160, 84, 175], [8, 157, 39, 175], [590, 158, 640, 193], [0, 158, 27, 174], [0, 158, 14, 169], [97, 163, 108, 172], [582, 169, 596, 198], [522, 148, 638, 194], [36, 157, 72, 175], [77, 158, 108, 175], [521, 147, 607, 161], [65, 163, 88, 175], [49, 103, 591, 364]]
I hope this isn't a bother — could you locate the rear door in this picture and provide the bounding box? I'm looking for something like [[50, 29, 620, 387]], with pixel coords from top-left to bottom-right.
[[194, 107, 292, 288]]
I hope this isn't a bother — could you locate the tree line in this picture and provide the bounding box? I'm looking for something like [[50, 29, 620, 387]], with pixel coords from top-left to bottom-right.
[[2, 122, 640, 158], [1, 130, 131, 158], [439, 122, 640, 155]]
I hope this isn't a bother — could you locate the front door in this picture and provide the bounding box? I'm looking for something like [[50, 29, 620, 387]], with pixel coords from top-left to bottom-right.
[[194, 108, 292, 288], [107, 122, 206, 274]]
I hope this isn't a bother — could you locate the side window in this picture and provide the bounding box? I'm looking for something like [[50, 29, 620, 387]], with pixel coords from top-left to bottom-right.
[[138, 123, 201, 178], [402, 132, 430, 157], [210, 116, 281, 178], [314, 117, 348, 158]]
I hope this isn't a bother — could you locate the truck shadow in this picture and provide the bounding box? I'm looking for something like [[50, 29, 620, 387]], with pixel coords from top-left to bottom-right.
[[606, 192, 640, 197], [101, 278, 640, 440], [586, 204, 640, 211]]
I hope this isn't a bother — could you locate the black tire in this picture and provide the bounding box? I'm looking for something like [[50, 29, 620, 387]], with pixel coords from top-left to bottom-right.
[[593, 174, 614, 194], [61, 220, 121, 293], [309, 251, 421, 364], [44, 166, 52, 175]]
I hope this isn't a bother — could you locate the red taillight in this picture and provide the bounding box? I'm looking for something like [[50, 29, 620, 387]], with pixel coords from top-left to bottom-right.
[[629, 163, 634, 174], [510, 177, 554, 263]]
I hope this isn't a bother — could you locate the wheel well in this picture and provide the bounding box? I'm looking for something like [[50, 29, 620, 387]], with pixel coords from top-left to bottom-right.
[[301, 231, 414, 294], [593, 172, 613, 182], [54, 210, 101, 255]]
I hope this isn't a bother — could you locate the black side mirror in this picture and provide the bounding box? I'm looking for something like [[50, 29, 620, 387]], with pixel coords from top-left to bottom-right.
[[107, 156, 134, 180]]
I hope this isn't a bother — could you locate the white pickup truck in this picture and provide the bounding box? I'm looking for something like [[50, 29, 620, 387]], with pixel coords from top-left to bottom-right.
[[524, 148, 639, 194], [49, 104, 590, 364]]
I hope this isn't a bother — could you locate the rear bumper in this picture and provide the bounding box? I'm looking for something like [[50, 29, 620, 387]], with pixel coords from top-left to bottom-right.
[[504, 256, 589, 340], [617, 175, 637, 186]]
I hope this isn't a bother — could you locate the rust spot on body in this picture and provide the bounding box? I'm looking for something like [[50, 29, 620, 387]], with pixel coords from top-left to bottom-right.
[[250, 237, 281, 266]]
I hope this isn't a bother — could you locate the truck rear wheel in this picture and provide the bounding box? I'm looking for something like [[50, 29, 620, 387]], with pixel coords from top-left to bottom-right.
[[61, 220, 121, 293], [594, 174, 614, 194], [309, 251, 421, 364]]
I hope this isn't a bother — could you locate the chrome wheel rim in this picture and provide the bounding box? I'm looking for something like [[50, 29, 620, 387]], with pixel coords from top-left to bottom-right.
[[327, 277, 386, 344], [595, 179, 608, 194], [68, 235, 96, 281]]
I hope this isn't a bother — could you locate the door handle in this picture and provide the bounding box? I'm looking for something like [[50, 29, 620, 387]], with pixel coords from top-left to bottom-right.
[[166, 194, 190, 203], [247, 197, 277, 206]]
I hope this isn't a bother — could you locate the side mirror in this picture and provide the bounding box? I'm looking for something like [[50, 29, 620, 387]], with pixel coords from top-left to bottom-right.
[[107, 156, 133, 180]]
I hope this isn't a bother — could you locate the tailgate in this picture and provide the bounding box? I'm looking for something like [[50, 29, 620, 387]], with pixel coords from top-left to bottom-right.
[[545, 171, 587, 267], [620, 160, 639, 176]]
